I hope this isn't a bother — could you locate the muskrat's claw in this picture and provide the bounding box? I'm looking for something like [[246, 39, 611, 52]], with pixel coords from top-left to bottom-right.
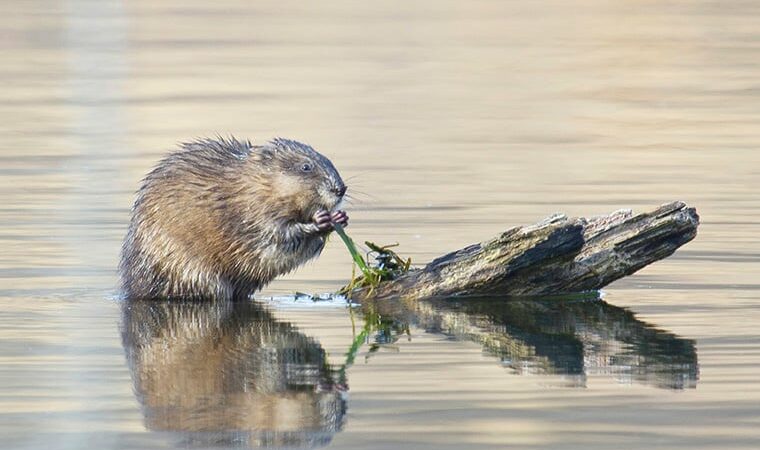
[[330, 210, 349, 227], [312, 210, 333, 232]]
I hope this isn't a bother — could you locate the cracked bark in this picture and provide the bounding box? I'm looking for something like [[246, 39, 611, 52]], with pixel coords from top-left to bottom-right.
[[350, 201, 699, 300]]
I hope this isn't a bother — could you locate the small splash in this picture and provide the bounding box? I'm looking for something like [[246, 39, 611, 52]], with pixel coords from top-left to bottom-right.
[[259, 292, 356, 308]]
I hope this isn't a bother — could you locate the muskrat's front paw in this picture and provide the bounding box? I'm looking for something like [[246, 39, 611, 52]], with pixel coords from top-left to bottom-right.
[[312, 210, 333, 232], [330, 210, 349, 227]]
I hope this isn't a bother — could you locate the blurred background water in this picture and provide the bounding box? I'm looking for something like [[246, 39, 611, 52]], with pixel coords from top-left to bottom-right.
[[1, 0, 759, 449]]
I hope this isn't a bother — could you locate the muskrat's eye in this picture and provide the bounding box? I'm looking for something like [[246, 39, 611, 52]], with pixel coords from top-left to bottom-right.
[[300, 163, 313, 172]]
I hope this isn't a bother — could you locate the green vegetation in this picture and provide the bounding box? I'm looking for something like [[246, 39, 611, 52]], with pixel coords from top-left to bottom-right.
[[332, 223, 412, 296], [339, 306, 409, 374]]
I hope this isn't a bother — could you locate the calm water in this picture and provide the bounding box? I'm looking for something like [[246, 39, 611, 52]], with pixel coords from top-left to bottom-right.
[[2, 1, 760, 449]]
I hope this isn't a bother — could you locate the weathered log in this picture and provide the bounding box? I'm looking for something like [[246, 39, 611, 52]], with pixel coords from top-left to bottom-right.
[[352, 201, 698, 300]]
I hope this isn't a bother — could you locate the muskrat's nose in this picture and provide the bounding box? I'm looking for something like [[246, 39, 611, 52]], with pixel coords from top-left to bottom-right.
[[332, 185, 347, 197]]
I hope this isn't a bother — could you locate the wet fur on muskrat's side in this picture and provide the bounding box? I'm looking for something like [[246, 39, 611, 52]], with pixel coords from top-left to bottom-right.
[[120, 137, 348, 301]]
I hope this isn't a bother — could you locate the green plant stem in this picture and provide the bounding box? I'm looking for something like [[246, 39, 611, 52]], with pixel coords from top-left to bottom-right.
[[333, 223, 371, 277]]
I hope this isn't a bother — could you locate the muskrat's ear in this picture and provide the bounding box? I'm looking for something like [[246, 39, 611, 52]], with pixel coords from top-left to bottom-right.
[[251, 146, 274, 161]]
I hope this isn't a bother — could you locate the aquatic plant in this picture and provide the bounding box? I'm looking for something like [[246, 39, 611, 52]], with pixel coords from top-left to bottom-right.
[[332, 223, 411, 296]]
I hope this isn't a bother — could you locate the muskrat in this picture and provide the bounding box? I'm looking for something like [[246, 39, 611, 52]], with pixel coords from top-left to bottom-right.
[[119, 136, 349, 301]]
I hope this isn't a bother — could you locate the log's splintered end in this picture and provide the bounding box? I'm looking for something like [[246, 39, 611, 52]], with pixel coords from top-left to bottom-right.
[[680, 206, 700, 228], [352, 201, 700, 301]]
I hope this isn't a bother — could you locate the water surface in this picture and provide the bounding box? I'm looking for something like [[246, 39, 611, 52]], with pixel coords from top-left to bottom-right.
[[1, 1, 760, 449]]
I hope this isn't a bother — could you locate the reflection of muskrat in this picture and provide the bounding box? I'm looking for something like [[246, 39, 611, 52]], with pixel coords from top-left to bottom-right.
[[120, 300, 346, 443], [120, 137, 348, 301]]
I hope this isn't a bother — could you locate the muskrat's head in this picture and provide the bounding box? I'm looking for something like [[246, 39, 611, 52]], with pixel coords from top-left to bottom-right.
[[250, 138, 347, 218]]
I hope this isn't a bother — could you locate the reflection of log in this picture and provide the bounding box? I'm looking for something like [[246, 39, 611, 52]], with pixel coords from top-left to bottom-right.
[[120, 300, 346, 448], [353, 201, 698, 300], [359, 294, 699, 389]]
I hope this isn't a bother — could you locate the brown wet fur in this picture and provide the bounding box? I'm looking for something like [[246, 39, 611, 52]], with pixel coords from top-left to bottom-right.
[[120, 137, 347, 301]]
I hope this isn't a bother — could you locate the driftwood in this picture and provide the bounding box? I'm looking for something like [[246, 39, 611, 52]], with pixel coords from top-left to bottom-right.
[[352, 201, 699, 300]]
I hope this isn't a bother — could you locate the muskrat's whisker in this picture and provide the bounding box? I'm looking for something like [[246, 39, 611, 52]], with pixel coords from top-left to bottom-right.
[[343, 197, 360, 207], [343, 193, 375, 207], [344, 172, 371, 182], [346, 189, 378, 201]]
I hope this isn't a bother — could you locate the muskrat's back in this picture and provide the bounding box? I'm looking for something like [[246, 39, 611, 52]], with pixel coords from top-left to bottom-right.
[[120, 137, 348, 301]]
